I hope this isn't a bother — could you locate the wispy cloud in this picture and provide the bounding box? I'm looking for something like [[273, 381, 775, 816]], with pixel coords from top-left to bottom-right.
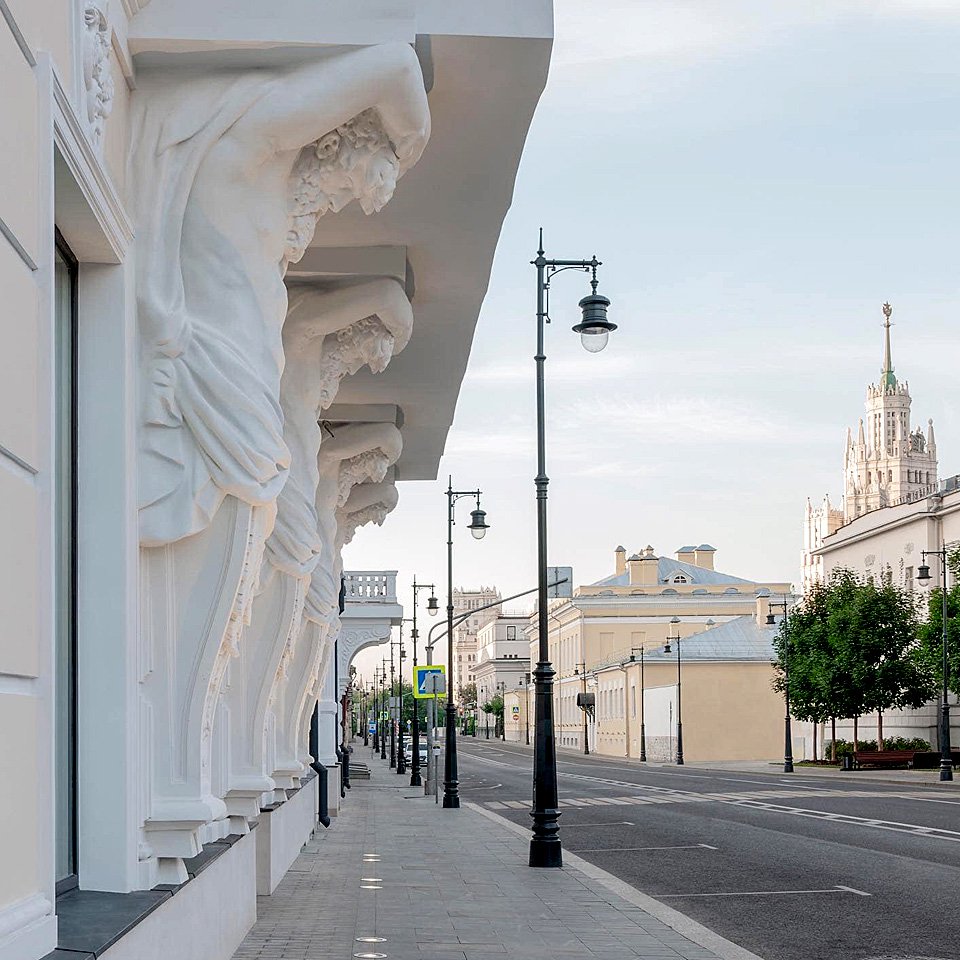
[[559, 393, 837, 447], [552, 0, 960, 68], [469, 353, 638, 384]]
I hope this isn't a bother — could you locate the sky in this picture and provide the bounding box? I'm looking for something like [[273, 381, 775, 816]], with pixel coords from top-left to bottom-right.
[[346, 0, 960, 683]]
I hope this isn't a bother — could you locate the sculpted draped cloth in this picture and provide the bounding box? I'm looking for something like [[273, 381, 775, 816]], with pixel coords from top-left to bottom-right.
[[131, 71, 291, 546]]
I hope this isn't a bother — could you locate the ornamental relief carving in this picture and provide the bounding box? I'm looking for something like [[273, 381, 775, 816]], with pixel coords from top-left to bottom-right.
[[83, 3, 114, 145]]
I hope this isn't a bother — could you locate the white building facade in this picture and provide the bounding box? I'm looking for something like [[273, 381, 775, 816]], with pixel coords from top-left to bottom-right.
[[473, 615, 530, 737], [0, 4, 550, 959], [804, 304, 957, 746], [802, 304, 938, 591], [452, 586, 501, 689]]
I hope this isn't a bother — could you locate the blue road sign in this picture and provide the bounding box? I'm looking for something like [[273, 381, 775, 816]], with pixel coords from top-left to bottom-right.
[[413, 664, 446, 699]]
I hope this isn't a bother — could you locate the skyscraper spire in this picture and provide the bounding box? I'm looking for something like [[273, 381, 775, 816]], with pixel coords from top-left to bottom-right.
[[881, 301, 896, 390]]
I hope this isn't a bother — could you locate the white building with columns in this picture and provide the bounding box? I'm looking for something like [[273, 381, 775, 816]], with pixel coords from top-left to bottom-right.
[[0, 4, 551, 960]]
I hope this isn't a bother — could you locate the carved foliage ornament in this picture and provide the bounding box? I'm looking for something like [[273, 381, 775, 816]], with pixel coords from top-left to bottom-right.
[[83, 3, 114, 144]]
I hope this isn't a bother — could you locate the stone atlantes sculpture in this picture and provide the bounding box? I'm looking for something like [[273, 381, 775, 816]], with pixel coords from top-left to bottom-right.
[[219, 282, 412, 818], [282, 428, 402, 782], [288, 481, 401, 779], [131, 44, 429, 879]]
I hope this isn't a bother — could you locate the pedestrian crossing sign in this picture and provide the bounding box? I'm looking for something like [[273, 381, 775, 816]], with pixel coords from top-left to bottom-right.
[[413, 665, 446, 698]]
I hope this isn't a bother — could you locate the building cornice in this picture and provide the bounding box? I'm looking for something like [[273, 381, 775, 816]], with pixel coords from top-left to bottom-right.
[[816, 489, 960, 556]]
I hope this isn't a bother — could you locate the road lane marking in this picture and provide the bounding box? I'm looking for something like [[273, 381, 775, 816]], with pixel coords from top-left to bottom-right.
[[562, 821, 635, 827], [657, 885, 870, 899], [571, 843, 718, 853]]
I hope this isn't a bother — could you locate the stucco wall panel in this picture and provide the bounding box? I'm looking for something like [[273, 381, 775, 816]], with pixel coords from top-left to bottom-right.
[[0, 250, 40, 468], [0, 17, 40, 261], [0, 694, 41, 905], [6, 0, 74, 97], [0, 468, 39, 678]]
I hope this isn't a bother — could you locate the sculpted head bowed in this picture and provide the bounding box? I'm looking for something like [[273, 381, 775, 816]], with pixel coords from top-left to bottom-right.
[[286, 109, 400, 264]]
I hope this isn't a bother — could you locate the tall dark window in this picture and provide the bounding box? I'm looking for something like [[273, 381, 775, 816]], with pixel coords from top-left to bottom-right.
[[54, 232, 78, 890]]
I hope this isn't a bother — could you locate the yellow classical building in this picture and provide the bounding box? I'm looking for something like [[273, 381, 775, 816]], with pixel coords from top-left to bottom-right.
[[522, 545, 795, 762]]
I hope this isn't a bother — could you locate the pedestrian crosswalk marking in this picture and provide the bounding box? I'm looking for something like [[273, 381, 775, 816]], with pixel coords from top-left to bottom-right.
[[482, 786, 958, 818]]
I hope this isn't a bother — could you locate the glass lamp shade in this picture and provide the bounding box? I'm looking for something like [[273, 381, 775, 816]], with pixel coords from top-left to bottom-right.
[[580, 328, 609, 353], [663, 642, 672, 654], [917, 563, 932, 584], [766, 613, 775, 625], [573, 292, 616, 353], [427, 595, 439, 615], [468, 508, 489, 539]]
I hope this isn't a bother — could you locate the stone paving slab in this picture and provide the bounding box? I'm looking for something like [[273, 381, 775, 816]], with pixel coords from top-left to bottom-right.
[[232, 761, 760, 960]]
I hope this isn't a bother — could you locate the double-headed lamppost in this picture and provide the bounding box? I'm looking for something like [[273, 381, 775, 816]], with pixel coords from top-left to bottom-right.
[[530, 232, 617, 869], [918, 546, 954, 782], [443, 479, 490, 809], [409, 578, 438, 787], [766, 595, 794, 773], [663, 617, 683, 765]]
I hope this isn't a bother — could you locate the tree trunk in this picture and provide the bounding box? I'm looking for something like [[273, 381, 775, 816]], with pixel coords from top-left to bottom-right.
[[831, 718, 837, 762], [878, 711, 884, 750], [853, 715, 859, 752]]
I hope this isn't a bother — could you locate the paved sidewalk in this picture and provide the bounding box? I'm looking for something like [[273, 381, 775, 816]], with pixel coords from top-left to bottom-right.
[[232, 761, 759, 960]]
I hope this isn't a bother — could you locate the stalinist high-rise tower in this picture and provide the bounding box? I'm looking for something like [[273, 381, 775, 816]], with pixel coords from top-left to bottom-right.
[[802, 303, 938, 590]]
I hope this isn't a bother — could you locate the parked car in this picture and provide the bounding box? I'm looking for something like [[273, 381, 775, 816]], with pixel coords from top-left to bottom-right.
[[402, 738, 429, 764]]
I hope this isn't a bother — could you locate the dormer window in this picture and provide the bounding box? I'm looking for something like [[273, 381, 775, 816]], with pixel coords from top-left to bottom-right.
[[672, 574, 688, 584]]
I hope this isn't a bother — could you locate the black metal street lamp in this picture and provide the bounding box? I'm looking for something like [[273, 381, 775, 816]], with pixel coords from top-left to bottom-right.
[[388, 638, 398, 769], [396, 624, 408, 775], [625, 648, 647, 762], [766, 595, 794, 773], [409, 577, 438, 787], [530, 232, 616, 869], [371, 677, 379, 753], [498, 681, 507, 741], [443, 478, 490, 809], [918, 546, 954, 782], [663, 617, 683, 765], [380, 657, 388, 761], [573, 663, 590, 755], [521, 673, 531, 745]]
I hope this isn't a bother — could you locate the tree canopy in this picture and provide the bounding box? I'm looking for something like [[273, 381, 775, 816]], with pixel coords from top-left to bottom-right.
[[773, 569, 931, 729], [916, 547, 960, 698]]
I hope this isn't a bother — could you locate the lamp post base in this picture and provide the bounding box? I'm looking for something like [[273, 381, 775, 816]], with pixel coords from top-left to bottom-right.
[[529, 835, 562, 869]]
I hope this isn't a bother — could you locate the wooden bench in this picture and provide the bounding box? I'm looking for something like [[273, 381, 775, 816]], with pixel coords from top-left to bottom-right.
[[852, 749, 917, 769]]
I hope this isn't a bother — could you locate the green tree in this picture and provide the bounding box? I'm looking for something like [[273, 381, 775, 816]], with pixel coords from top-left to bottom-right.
[[457, 681, 477, 712], [773, 570, 931, 759], [917, 547, 960, 702]]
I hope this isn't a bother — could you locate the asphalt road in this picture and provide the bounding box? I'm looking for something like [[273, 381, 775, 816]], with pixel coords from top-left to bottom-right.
[[453, 738, 960, 960]]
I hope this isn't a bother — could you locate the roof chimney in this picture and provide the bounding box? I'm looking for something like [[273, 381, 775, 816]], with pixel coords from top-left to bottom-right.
[[615, 545, 626, 576], [693, 544, 716, 570], [676, 545, 696, 565], [628, 546, 659, 586]]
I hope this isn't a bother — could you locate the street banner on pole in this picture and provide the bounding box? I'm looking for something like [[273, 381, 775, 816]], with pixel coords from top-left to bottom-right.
[[413, 665, 446, 699]]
